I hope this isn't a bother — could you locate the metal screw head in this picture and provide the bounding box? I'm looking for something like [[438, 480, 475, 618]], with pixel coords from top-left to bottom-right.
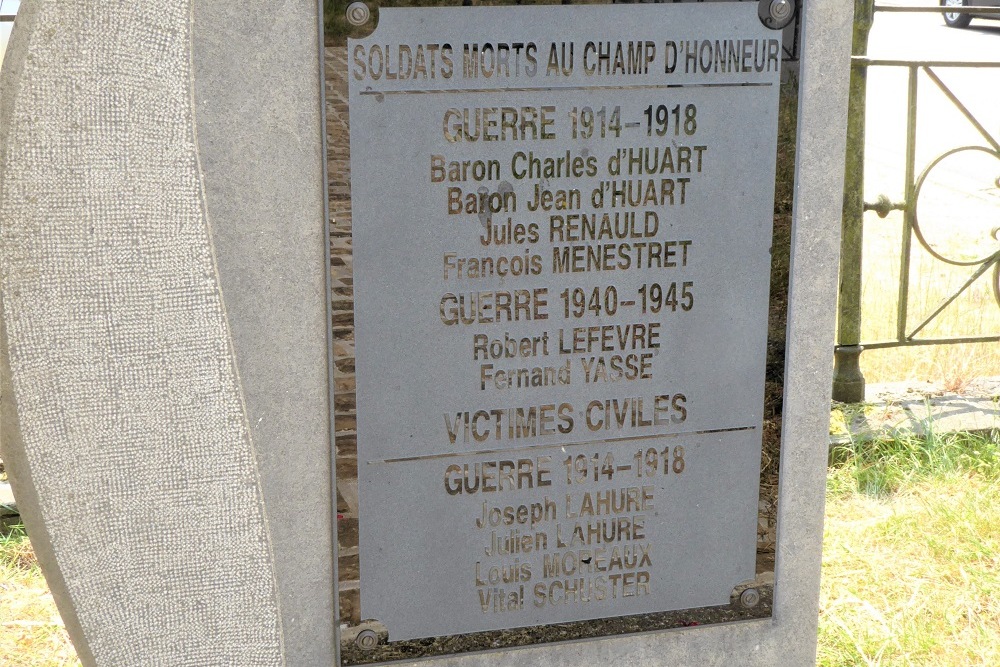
[[758, 0, 795, 29], [346, 2, 371, 26], [769, 0, 793, 22], [355, 629, 379, 650], [740, 587, 761, 608]]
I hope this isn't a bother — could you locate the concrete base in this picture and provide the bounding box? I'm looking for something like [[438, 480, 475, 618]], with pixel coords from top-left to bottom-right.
[[831, 376, 1000, 445], [832, 344, 866, 403]]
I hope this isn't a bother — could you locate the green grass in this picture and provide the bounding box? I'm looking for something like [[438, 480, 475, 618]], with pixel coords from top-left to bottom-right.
[[821, 428, 1000, 666], [1, 523, 38, 570], [828, 423, 1000, 498]]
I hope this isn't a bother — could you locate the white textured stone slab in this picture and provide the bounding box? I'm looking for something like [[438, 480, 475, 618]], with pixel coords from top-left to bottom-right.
[[0, 0, 331, 664]]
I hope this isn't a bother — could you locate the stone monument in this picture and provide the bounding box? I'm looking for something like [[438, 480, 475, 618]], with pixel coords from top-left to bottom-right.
[[0, 0, 853, 665]]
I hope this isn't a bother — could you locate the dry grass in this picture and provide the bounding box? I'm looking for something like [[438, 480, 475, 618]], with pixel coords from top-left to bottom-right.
[[0, 526, 79, 667], [820, 431, 1000, 666], [855, 208, 1000, 384], [820, 478, 1000, 666]]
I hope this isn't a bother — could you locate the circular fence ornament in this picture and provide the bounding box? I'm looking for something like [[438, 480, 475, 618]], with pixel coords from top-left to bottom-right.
[[913, 146, 1000, 266]]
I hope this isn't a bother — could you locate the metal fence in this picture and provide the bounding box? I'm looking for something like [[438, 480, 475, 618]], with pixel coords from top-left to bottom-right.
[[832, 3, 1000, 402]]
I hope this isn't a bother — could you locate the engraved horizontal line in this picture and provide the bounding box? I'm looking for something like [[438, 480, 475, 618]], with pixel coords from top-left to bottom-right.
[[366, 425, 757, 465], [357, 81, 774, 97]]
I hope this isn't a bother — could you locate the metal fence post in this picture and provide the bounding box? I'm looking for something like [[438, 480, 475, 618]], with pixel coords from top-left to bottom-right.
[[832, 0, 874, 403]]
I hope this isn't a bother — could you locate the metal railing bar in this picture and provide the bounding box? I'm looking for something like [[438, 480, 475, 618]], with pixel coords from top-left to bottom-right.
[[875, 5, 1000, 13], [862, 335, 1000, 350], [896, 65, 918, 342], [854, 57, 1000, 67], [838, 4, 1000, 369], [922, 66, 1000, 152], [906, 255, 1000, 339]]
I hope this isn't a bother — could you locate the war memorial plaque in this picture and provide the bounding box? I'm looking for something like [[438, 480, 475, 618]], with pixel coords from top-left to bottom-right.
[[348, 2, 783, 643], [0, 0, 851, 663]]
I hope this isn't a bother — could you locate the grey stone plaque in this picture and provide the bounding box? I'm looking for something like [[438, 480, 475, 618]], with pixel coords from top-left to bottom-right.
[[350, 3, 782, 641]]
